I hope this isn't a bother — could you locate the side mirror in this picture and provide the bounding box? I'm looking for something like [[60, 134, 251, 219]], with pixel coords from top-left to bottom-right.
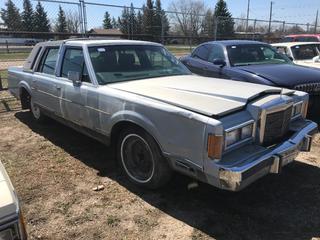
[[288, 56, 294, 61], [68, 71, 81, 87], [212, 58, 226, 67]]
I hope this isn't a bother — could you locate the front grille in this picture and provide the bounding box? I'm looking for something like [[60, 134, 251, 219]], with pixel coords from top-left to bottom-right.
[[263, 106, 292, 145], [294, 83, 320, 94]]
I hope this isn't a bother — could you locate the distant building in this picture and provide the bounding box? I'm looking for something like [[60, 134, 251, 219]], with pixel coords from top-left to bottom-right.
[[88, 28, 123, 39]]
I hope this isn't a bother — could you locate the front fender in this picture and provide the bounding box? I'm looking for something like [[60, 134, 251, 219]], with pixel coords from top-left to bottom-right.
[[109, 110, 163, 150]]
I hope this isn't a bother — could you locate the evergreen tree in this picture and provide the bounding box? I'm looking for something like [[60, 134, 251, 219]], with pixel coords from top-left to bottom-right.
[[129, 3, 137, 36], [142, 0, 155, 35], [154, 0, 169, 37], [214, 0, 234, 37], [33, 1, 50, 32], [119, 7, 130, 34], [22, 0, 34, 32], [103, 11, 112, 29], [136, 10, 143, 34], [111, 17, 118, 29], [54, 5, 67, 33], [0, 0, 22, 31]]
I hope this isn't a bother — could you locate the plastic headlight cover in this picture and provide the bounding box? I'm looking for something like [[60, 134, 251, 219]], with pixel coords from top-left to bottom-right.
[[241, 123, 253, 139], [225, 129, 241, 146]]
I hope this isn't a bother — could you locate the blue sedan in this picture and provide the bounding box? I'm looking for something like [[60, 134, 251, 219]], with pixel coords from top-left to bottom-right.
[[180, 40, 320, 123]]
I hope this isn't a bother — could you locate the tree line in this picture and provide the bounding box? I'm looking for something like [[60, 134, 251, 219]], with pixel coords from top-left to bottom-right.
[[0, 0, 235, 37], [0, 0, 80, 33]]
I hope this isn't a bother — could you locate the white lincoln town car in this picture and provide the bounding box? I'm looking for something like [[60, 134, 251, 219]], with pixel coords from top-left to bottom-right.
[[7, 39, 318, 191]]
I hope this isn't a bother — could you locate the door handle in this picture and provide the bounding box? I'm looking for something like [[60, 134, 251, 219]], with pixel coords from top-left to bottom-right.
[[55, 85, 61, 90]]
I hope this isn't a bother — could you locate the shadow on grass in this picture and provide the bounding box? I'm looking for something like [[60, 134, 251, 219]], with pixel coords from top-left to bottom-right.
[[15, 111, 320, 240]]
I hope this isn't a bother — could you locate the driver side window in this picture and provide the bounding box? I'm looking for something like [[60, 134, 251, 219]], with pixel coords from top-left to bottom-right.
[[192, 45, 209, 61], [61, 48, 91, 83], [208, 45, 225, 63]]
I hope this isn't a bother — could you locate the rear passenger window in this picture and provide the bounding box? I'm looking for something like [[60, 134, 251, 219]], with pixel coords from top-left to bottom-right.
[[61, 48, 91, 83], [37, 48, 59, 75]]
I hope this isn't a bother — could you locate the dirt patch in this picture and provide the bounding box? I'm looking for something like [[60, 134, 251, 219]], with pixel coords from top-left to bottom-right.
[[0, 98, 319, 240]]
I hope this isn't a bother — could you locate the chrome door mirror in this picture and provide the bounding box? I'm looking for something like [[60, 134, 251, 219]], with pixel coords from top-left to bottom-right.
[[68, 71, 81, 87]]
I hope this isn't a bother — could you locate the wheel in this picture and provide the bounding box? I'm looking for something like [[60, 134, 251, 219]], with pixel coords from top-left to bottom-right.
[[30, 96, 46, 122], [117, 127, 172, 189]]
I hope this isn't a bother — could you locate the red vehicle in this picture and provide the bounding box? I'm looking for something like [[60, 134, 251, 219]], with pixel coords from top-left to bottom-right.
[[282, 34, 320, 42]]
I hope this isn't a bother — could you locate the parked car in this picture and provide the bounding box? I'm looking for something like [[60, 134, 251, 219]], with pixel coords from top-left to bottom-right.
[[180, 40, 320, 123], [8, 39, 318, 191], [24, 40, 37, 46], [0, 161, 27, 240], [282, 34, 320, 42], [272, 42, 320, 68]]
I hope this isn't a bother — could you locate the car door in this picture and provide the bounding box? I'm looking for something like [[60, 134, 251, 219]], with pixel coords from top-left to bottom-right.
[[58, 47, 99, 129], [33, 46, 61, 115], [183, 45, 210, 75]]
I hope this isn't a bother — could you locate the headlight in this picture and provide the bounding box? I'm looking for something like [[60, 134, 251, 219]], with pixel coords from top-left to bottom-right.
[[292, 102, 303, 118], [225, 122, 254, 148]]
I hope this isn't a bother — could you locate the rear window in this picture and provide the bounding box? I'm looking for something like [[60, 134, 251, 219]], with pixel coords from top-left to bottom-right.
[[37, 47, 59, 75]]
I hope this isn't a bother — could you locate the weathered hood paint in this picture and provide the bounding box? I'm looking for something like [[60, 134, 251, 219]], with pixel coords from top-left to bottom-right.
[[0, 161, 18, 222], [108, 75, 290, 117]]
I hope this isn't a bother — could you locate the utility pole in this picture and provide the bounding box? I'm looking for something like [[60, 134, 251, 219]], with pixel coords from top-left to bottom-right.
[[315, 10, 318, 34], [246, 0, 250, 33], [268, 1, 274, 35]]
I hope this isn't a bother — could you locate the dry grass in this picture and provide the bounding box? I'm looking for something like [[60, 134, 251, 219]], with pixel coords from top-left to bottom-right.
[[0, 96, 319, 240]]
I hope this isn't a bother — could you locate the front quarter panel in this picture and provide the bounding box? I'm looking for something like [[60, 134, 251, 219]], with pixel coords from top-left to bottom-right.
[[98, 87, 214, 169]]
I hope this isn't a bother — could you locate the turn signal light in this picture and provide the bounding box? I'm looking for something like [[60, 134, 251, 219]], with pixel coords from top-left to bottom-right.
[[207, 134, 223, 159]]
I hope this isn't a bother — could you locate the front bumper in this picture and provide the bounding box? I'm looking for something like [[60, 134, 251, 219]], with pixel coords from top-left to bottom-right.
[[216, 120, 318, 191]]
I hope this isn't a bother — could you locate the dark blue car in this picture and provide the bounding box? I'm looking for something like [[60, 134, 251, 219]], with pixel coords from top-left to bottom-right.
[[180, 40, 320, 123]]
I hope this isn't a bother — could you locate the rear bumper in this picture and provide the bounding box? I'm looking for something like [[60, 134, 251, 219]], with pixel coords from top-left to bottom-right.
[[216, 120, 318, 191]]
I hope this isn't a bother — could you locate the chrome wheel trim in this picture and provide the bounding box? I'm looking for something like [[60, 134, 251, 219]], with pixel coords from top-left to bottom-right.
[[30, 98, 41, 119], [120, 133, 155, 184]]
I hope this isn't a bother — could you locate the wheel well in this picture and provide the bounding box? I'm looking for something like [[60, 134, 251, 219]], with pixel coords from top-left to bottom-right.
[[20, 87, 31, 110], [110, 121, 145, 146]]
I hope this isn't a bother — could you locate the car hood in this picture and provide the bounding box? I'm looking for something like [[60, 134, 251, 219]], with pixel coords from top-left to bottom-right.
[[0, 161, 18, 222], [108, 75, 292, 117], [235, 64, 320, 88]]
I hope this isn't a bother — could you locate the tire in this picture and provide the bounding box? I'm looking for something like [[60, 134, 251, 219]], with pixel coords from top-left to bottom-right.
[[117, 127, 172, 189], [30, 96, 46, 123]]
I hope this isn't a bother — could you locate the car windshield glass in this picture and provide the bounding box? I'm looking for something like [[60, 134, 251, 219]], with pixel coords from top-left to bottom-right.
[[88, 45, 191, 85], [291, 44, 320, 60], [227, 44, 291, 66]]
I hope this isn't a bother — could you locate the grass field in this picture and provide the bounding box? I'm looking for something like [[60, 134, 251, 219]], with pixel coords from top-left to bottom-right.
[[0, 52, 30, 61]]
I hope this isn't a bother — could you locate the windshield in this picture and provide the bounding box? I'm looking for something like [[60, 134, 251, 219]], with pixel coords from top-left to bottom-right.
[[291, 44, 320, 60], [227, 44, 291, 66], [88, 45, 191, 85]]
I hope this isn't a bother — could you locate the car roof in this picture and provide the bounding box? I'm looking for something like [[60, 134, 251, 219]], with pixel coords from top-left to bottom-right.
[[205, 40, 268, 47], [272, 42, 320, 47], [37, 39, 162, 47]]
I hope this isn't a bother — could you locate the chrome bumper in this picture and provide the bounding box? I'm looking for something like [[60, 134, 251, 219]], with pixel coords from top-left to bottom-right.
[[217, 120, 318, 191]]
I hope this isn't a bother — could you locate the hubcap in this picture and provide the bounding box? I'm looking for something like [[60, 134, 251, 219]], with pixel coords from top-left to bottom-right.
[[120, 134, 155, 183], [30, 98, 41, 119]]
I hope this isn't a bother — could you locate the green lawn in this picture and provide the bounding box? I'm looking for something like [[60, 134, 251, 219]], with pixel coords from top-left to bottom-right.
[[0, 52, 30, 61]]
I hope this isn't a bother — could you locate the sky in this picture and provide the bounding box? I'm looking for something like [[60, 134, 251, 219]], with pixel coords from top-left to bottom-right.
[[1, 0, 320, 29]]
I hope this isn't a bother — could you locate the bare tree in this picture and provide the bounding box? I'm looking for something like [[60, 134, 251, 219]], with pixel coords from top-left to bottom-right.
[[66, 10, 80, 33], [169, 0, 206, 38]]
